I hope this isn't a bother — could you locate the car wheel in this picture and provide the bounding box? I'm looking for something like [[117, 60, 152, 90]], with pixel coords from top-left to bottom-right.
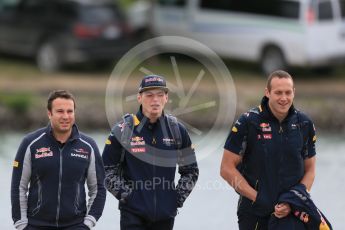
[[260, 46, 287, 76], [36, 41, 61, 73]]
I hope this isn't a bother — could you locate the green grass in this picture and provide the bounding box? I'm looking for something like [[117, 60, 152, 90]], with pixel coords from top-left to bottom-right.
[[0, 93, 33, 113], [117, 0, 138, 9], [0, 58, 41, 78], [0, 56, 112, 79], [1, 52, 345, 81]]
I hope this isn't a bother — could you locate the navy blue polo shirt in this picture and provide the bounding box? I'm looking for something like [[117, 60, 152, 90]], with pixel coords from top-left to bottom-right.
[[224, 96, 316, 216]]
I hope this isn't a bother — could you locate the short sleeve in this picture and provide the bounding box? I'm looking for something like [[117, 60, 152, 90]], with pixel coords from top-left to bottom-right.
[[305, 120, 317, 159], [224, 113, 249, 155]]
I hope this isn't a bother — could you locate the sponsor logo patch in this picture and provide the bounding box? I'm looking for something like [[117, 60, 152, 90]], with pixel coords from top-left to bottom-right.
[[118, 122, 125, 132], [313, 135, 317, 142], [260, 123, 269, 128], [260, 123, 271, 132], [105, 139, 111, 145], [232, 126, 238, 133], [130, 141, 145, 146], [35, 147, 53, 159], [262, 127, 271, 132], [257, 134, 272, 140], [163, 138, 175, 146], [71, 153, 88, 159], [131, 147, 146, 153], [130, 136, 145, 146], [297, 211, 309, 223], [132, 136, 144, 142], [71, 148, 89, 159], [13, 161, 19, 168], [74, 148, 89, 154], [133, 115, 140, 126], [263, 134, 272, 139], [145, 76, 164, 83]]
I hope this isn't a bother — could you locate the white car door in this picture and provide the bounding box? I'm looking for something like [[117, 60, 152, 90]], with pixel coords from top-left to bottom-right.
[[306, 0, 342, 63]]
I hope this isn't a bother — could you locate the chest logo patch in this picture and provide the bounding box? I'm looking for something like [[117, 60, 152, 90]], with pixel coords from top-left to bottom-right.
[[257, 134, 272, 140], [131, 147, 146, 153], [131, 136, 145, 146], [291, 123, 300, 130], [263, 134, 272, 139], [163, 138, 175, 146], [260, 122, 271, 132], [35, 147, 53, 159], [71, 148, 89, 159]]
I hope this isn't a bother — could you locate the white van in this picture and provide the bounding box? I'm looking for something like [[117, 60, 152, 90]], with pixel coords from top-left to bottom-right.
[[151, 0, 345, 74]]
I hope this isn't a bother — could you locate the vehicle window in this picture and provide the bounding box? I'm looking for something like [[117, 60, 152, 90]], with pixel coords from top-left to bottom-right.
[[79, 5, 122, 23], [318, 1, 333, 20], [200, 0, 299, 19], [277, 2, 300, 19], [0, 0, 20, 11], [158, 0, 186, 7]]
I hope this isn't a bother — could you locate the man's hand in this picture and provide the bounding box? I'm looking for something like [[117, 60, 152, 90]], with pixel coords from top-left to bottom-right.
[[274, 203, 291, 218]]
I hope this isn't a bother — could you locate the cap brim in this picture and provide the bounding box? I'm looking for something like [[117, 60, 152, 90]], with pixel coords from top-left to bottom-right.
[[139, 86, 169, 93]]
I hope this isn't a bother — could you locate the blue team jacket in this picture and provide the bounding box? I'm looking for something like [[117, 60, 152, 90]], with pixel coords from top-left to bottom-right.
[[268, 184, 332, 230], [102, 108, 199, 221], [11, 124, 106, 229]]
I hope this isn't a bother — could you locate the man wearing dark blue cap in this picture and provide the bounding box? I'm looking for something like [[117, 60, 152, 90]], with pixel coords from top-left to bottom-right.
[[102, 75, 199, 230]]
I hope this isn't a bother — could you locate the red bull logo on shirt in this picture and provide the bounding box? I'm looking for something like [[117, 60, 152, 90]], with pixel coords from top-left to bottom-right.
[[131, 136, 145, 146], [73, 148, 89, 154], [260, 122, 272, 132], [35, 147, 53, 159]]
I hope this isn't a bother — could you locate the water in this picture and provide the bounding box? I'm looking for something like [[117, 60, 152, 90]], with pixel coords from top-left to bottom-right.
[[1, 132, 344, 229]]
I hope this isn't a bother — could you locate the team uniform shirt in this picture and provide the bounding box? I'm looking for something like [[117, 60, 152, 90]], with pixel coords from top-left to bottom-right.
[[102, 108, 199, 221], [11, 124, 106, 229], [224, 96, 316, 216]]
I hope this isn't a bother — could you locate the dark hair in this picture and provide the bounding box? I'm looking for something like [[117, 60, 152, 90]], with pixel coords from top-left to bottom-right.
[[266, 70, 294, 91], [47, 90, 76, 111]]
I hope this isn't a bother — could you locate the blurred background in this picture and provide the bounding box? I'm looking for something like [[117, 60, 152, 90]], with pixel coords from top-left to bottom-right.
[[0, 0, 345, 229]]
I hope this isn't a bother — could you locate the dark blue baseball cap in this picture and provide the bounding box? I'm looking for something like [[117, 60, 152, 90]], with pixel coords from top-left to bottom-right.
[[138, 75, 169, 93]]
